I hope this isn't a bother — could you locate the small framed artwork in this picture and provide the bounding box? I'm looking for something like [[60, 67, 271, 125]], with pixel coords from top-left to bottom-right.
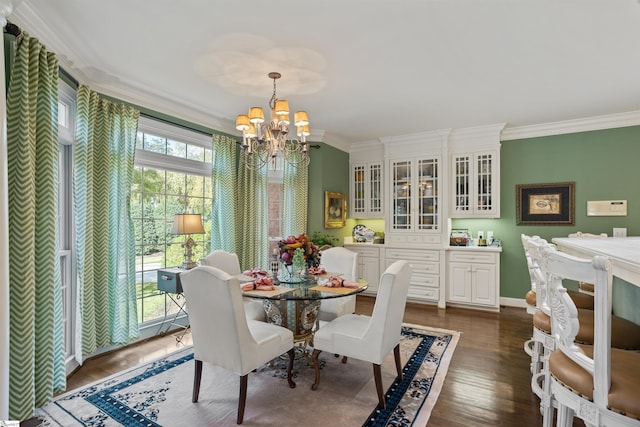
[[516, 182, 575, 225], [324, 191, 346, 228]]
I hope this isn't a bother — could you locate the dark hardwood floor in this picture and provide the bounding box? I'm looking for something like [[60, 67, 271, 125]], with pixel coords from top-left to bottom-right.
[[61, 297, 581, 426]]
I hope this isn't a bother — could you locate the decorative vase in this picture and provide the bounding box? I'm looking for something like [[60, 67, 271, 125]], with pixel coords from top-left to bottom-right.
[[278, 261, 305, 283]]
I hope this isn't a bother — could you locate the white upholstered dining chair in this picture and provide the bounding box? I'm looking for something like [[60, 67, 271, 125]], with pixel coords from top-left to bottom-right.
[[180, 266, 296, 425], [317, 246, 359, 322], [201, 250, 266, 321], [310, 260, 412, 409], [538, 246, 640, 427]]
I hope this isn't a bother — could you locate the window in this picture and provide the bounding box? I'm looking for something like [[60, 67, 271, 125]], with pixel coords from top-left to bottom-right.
[[58, 79, 76, 373], [267, 158, 285, 255], [132, 117, 212, 327]]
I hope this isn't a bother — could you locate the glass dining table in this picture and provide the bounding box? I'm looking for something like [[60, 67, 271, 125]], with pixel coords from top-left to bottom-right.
[[241, 273, 368, 350]]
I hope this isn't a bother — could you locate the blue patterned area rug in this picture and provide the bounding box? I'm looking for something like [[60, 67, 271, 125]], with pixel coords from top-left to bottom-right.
[[38, 324, 459, 427]]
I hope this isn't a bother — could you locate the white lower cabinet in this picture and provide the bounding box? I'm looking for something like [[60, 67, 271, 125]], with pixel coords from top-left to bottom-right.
[[343, 244, 381, 295], [446, 249, 501, 311], [385, 248, 444, 307]]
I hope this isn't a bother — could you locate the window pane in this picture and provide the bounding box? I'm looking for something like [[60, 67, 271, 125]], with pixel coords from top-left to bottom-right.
[[167, 139, 187, 158], [144, 134, 167, 154], [142, 168, 165, 194], [187, 144, 205, 162], [204, 148, 212, 164], [58, 102, 67, 127], [186, 174, 203, 197], [166, 171, 186, 196], [166, 195, 186, 217], [136, 132, 143, 150]]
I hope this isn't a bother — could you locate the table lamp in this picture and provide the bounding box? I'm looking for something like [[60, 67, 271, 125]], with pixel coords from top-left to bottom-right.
[[172, 213, 205, 269]]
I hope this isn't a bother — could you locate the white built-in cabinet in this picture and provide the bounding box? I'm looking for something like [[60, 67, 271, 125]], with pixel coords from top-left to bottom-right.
[[446, 248, 501, 311], [346, 124, 505, 312], [349, 142, 385, 219], [385, 248, 444, 307], [343, 244, 381, 295], [350, 162, 383, 218], [449, 124, 504, 218]]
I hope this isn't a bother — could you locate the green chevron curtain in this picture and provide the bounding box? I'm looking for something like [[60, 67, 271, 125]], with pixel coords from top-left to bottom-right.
[[210, 134, 238, 253], [6, 32, 65, 420], [236, 156, 269, 270], [74, 86, 140, 361], [282, 155, 309, 237]]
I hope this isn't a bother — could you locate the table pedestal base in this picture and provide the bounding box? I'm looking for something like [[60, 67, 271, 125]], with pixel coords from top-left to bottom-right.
[[263, 299, 320, 358]]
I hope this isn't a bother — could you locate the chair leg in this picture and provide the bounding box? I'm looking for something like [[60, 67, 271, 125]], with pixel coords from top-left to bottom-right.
[[311, 349, 322, 390], [393, 343, 403, 381], [373, 363, 385, 409], [237, 374, 248, 424], [287, 348, 296, 388], [192, 359, 203, 403]]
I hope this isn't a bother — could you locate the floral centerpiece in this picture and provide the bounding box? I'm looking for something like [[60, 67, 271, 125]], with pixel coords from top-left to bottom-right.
[[278, 234, 320, 281]]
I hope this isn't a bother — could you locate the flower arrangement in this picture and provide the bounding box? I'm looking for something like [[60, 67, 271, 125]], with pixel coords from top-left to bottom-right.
[[278, 233, 321, 269]]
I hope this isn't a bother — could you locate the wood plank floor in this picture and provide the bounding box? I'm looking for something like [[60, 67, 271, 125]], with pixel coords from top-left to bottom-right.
[[63, 297, 582, 426]]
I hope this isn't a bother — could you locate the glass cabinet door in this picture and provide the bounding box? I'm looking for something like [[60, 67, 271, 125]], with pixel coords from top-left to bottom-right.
[[352, 165, 366, 216], [453, 155, 470, 214], [476, 153, 493, 212], [417, 158, 438, 230], [392, 160, 411, 230], [369, 163, 382, 215], [452, 151, 496, 217]]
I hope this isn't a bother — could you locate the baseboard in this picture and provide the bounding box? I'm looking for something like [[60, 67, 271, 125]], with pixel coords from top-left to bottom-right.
[[500, 297, 528, 308]]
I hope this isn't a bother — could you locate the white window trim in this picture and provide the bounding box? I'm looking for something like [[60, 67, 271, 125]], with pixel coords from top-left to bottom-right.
[[137, 116, 212, 149]]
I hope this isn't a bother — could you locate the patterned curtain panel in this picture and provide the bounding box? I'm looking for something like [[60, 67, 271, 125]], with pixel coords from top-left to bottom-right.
[[6, 32, 65, 420], [236, 160, 268, 270], [74, 86, 140, 361], [282, 155, 309, 237], [210, 134, 237, 254]]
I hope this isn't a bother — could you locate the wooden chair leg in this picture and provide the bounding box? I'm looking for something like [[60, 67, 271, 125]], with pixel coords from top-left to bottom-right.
[[192, 359, 203, 403], [311, 349, 322, 390], [373, 363, 386, 409], [287, 348, 296, 388], [237, 374, 248, 424], [393, 343, 403, 381]]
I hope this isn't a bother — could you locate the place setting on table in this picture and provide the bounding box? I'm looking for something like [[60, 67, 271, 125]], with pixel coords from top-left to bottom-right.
[[239, 265, 367, 299]]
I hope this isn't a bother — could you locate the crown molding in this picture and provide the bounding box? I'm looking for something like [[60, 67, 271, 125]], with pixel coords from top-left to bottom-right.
[[501, 110, 640, 141]]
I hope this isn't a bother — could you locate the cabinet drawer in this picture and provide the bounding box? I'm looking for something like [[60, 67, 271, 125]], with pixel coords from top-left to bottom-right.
[[411, 262, 439, 275], [448, 252, 497, 264], [408, 286, 439, 301], [344, 245, 379, 258], [386, 249, 439, 262], [411, 273, 439, 288], [157, 269, 183, 294]]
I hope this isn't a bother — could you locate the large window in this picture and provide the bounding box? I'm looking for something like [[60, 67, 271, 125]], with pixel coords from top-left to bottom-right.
[[132, 118, 212, 326]]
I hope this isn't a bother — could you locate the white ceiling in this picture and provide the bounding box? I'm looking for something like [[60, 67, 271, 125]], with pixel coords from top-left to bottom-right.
[[9, 0, 640, 149]]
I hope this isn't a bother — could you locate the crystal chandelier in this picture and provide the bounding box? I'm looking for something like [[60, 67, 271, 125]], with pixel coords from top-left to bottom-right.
[[235, 72, 311, 170]]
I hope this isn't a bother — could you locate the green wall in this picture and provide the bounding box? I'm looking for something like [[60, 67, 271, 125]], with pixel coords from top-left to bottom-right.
[[453, 125, 640, 304], [307, 142, 350, 243]]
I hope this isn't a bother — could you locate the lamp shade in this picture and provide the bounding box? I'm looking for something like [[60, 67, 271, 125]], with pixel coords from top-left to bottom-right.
[[171, 214, 205, 235], [274, 99, 289, 115], [235, 114, 250, 131], [294, 111, 309, 126], [249, 107, 265, 124]]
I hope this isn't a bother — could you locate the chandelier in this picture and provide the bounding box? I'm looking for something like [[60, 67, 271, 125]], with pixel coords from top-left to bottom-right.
[[235, 72, 311, 170]]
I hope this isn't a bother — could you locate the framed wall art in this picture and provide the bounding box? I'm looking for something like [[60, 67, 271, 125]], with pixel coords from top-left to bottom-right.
[[324, 191, 346, 228], [516, 182, 575, 225]]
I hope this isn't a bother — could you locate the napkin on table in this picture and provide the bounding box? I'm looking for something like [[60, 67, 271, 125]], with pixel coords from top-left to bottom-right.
[[241, 277, 276, 291], [243, 267, 269, 278], [308, 266, 326, 275], [325, 276, 360, 288]]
